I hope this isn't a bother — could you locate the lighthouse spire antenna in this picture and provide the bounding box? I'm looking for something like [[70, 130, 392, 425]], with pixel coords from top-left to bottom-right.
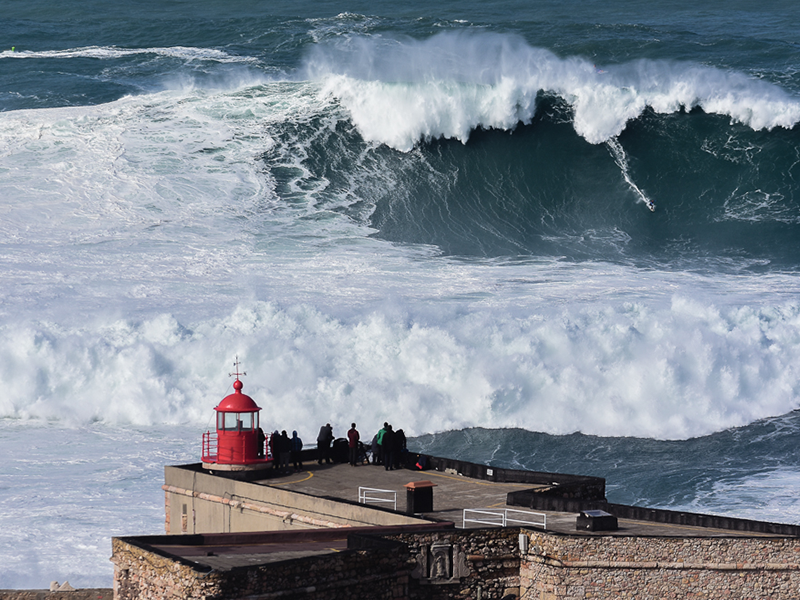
[[229, 355, 246, 381]]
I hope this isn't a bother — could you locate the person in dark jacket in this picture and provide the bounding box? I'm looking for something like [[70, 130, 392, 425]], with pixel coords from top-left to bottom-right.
[[394, 428, 407, 469], [316, 423, 334, 464], [279, 430, 291, 472], [291, 430, 304, 471], [256, 427, 266, 458], [270, 430, 280, 468], [382, 424, 396, 471]]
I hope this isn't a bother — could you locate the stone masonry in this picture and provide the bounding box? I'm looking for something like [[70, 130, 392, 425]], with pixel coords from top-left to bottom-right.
[[112, 536, 412, 600], [520, 531, 800, 599], [112, 527, 800, 599]]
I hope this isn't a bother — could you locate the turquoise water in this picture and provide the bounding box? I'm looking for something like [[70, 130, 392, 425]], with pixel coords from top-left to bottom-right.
[[2, 0, 800, 588]]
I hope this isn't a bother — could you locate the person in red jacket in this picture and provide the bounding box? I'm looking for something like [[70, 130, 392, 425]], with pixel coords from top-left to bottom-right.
[[347, 423, 360, 466]]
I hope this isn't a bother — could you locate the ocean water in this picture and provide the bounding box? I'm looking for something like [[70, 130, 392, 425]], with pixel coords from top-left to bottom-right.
[[2, 0, 800, 588]]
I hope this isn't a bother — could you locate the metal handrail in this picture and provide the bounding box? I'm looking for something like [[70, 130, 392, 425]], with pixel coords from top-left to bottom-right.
[[202, 431, 218, 462], [504, 508, 547, 528], [462, 508, 546, 529], [358, 487, 397, 510]]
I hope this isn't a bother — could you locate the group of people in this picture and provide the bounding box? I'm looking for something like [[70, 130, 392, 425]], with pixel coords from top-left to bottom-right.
[[261, 421, 408, 472], [340, 422, 407, 469], [371, 422, 407, 470], [267, 429, 305, 473], [316, 422, 367, 467]]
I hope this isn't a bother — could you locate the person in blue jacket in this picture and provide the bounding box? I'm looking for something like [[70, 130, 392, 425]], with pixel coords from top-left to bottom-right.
[[290, 430, 303, 471]]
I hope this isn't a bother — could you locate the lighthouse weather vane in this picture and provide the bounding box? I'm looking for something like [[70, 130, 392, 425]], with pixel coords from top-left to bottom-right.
[[229, 355, 246, 380]]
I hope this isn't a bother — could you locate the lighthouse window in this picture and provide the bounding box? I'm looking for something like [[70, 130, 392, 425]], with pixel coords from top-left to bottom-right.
[[240, 412, 253, 430], [219, 412, 255, 431], [222, 412, 239, 431]]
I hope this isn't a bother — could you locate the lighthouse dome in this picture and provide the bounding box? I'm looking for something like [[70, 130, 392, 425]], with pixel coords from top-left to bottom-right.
[[216, 379, 261, 413]]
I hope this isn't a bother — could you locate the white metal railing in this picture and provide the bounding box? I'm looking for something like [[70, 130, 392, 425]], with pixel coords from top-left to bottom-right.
[[358, 487, 397, 510], [462, 508, 546, 529]]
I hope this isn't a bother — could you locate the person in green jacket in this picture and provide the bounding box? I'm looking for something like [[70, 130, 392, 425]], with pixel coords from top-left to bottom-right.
[[376, 422, 388, 466]]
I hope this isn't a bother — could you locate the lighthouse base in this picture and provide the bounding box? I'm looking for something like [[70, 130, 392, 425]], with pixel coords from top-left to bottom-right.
[[202, 460, 273, 472]]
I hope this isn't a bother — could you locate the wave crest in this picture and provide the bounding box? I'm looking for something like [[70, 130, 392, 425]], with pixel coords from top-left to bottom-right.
[[302, 31, 800, 149]]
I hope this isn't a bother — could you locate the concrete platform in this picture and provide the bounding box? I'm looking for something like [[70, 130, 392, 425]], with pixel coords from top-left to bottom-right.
[[251, 461, 779, 539], [258, 461, 538, 524], [143, 523, 452, 572]]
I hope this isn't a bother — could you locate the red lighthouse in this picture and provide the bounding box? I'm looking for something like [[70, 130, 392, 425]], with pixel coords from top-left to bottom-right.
[[201, 359, 270, 472]]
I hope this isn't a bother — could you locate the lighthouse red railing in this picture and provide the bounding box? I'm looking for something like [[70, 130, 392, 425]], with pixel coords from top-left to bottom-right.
[[202, 430, 271, 465], [202, 431, 218, 463]]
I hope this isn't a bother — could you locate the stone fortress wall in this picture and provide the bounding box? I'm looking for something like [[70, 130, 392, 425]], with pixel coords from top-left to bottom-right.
[[112, 526, 800, 599], [520, 531, 800, 599]]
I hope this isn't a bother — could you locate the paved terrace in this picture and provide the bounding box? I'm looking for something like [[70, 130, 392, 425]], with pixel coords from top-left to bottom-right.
[[251, 460, 782, 539]]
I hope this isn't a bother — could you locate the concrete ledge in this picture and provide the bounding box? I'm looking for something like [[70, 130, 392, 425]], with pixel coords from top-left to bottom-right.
[[121, 521, 456, 550], [415, 454, 605, 499], [508, 489, 800, 536]]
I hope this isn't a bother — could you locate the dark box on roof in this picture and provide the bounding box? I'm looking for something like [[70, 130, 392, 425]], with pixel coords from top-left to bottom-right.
[[405, 481, 436, 514], [576, 510, 618, 531]]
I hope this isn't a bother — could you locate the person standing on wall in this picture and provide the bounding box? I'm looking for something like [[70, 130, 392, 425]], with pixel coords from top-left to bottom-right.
[[347, 423, 360, 466]]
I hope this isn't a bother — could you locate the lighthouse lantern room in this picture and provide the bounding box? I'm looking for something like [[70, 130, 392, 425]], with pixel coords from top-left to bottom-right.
[[201, 359, 270, 472]]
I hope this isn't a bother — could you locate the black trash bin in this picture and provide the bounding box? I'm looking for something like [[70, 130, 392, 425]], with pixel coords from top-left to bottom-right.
[[405, 480, 437, 514], [331, 438, 349, 463]]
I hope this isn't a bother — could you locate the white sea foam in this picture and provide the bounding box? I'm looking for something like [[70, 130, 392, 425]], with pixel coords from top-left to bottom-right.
[[680, 468, 800, 525], [3, 292, 800, 441], [1, 45, 257, 63], [302, 31, 800, 150]]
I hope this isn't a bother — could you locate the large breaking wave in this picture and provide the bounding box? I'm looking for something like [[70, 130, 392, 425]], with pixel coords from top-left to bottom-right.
[[302, 31, 800, 150]]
